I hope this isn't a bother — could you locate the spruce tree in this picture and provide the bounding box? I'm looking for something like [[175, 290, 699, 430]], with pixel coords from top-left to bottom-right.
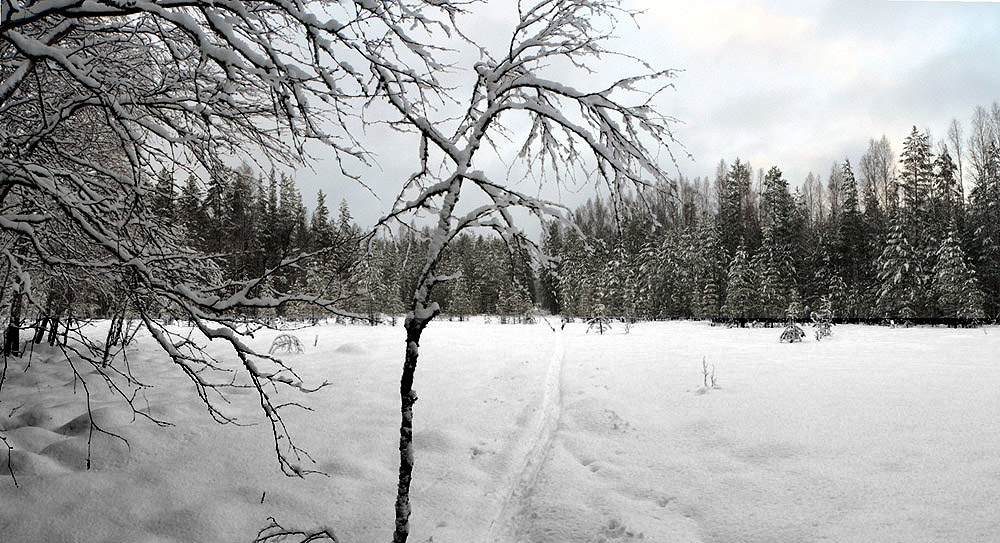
[[719, 159, 752, 257], [933, 231, 985, 318], [899, 126, 934, 226], [968, 142, 1000, 316], [448, 275, 477, 321], [692, 214, 725, 319], [310, 191, 334, 250], [724, 245, 757, 318], [835, 159, 866, 313], [152, 169, 176, 220], [538, 221, 564, 314], [755, 167, 796, 318], [178, 174, 208, 247], [875, 217, 923, 318], [932, 149, 962, 234], [754, 226, 791, 319]]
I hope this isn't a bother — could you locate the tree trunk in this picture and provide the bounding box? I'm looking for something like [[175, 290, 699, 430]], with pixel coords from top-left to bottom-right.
[[392, 314, 431, 543], [3, 288, 22, 356], [32, 317, 47, 344], [103, 311, 124, 367], [47, 313, 61, 346]]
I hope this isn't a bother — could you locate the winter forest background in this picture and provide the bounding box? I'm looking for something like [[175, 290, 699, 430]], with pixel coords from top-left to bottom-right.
[[3, 0, 1000, 541], [141, 106, 999, 326]]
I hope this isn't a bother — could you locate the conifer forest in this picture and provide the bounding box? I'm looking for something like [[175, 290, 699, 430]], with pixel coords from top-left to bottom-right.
[[138, 108, 1000, 326]]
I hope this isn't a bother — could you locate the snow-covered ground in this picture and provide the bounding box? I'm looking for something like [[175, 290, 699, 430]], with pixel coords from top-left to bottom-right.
[[2, 319, 999, 542]]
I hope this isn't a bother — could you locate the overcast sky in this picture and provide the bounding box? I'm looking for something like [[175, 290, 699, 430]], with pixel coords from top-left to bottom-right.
[[295, 0, 1000, 227]]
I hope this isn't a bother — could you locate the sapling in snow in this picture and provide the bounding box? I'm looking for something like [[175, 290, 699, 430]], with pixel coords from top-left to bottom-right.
[[780, 301, 806, 343], [811, 296, 834, 341], [695, 357, 720, 394]]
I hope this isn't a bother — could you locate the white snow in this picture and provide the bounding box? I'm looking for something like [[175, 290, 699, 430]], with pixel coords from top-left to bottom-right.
[[1, 320, 999, 542]]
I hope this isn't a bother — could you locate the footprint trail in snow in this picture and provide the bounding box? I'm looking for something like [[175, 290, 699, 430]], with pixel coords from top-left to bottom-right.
[[482, 330, 566, 543]]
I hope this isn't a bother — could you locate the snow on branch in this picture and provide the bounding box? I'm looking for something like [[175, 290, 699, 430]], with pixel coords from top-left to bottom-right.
[[374, 0, 683, 313], [1, 0, 468, 485]]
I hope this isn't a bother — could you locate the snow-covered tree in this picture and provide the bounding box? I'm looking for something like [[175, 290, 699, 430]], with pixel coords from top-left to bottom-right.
[[447, 274, 477, 321], [310, 191, 335, 251], [754, 228, 792, 319], [899, 126, 935, 226], [692, 215, 725, 319], [876, 218, 924, 318], [836, 160, 867, 293], [967, 137, 1000, 317], [363, 2, 682, 540], [1, 1, 510, 539], [755, 167, 796, 318], [932, 231, 985, 318], [724, 245, 757, 318], [719, 159, 755, 257]]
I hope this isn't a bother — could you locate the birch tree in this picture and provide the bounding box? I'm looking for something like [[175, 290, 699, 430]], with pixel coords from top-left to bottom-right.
[[0, 0, 468, 503], [367, 1, 682, 540]]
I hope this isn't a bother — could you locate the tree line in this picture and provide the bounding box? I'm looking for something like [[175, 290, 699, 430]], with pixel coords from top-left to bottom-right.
[[146, 102, 999, 325], [540, 104, 1000, 322], [13, 101, 997, 331]]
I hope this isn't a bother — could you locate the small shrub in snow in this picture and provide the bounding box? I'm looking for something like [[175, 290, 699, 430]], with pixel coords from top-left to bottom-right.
[[695, 357, 720, 394], [780, 320, 805, 343], [813, 321, 832, 340], [269, 334, 303, 354], [586, 315, 613, 334], [811, 295, 833, 341]]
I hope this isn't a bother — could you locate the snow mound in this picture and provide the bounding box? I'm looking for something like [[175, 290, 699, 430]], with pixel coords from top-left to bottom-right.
[[57, 406, 137, 436], [40, 433, 131, 471], [334, 342, 367, 354], [2, 425, 64, 452], [412, 428, 455, 454], [3, 404, 58, 430], [4, 449, 72, 478], [319, 457, 369, 479]]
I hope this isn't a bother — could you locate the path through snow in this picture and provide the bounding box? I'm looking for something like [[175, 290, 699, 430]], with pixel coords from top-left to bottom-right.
[[483, 330, 566, 542]]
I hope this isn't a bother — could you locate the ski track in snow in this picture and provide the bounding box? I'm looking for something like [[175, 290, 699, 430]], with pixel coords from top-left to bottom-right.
[[482, 330, 566, 543]]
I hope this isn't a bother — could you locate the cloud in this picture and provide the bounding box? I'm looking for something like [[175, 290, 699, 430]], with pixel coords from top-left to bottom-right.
[[635, 0, 815, 55], [292, 0, 1000, 225]]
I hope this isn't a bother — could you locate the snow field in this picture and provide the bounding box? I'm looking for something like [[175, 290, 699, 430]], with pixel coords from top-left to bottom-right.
[[1, 320, 998, 542], [518, 322, 1000, 543]]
